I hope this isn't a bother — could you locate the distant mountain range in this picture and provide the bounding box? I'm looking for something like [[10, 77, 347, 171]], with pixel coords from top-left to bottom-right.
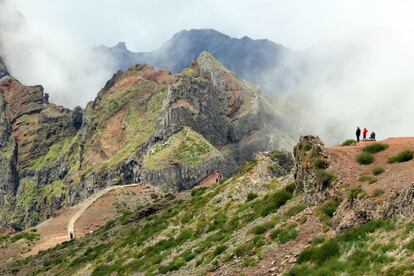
[[97, 29, 292, 92]]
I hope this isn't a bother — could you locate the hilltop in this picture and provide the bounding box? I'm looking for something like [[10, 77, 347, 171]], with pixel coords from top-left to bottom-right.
[[2, 136, 414, 275]]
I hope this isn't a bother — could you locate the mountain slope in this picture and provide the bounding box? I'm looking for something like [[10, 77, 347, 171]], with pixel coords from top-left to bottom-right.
[[0, 52, 294, 229], [97, 29, 290, 91], [4, 137, 414, 275]]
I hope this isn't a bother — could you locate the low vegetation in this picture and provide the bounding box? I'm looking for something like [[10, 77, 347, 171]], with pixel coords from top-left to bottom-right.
[[358, 175, 377, 184], [143, 127, 219, 169], [362, 143, 389, 154], [5, 164, 298, 275], [371, 188, 385, 198], [317, 200, 338, 227], [341, 139, 356, 146], [356, 152, 374, 165], [287, 219, 414, 275], [372, 167, 385, 176], [388, 150, 414, 164]]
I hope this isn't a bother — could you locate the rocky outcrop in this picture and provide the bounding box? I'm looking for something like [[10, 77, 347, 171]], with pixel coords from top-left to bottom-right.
[[293, 135, 333, 205], [0, 94, 18, 208], [383, 183, 414, 218], [0, 57, 8, 80], [0, 52, 295, 228], [0, 77, 44, 122], [332, 196, 376, 233]]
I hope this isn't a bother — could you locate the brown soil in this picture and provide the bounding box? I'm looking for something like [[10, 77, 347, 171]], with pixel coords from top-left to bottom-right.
[[328, 138, 414, 199], [99, 110, 126, 159], [75, 184, 161, 237], [0, 184, 163, 268]]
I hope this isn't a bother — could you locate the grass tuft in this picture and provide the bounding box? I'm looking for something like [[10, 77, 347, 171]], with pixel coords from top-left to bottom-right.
[[356, 152, 374, 165], [362, 143, 389, 154], [341, 139, 356, 146], [388, 150, 414, 163], [372, 167, 384, 176]]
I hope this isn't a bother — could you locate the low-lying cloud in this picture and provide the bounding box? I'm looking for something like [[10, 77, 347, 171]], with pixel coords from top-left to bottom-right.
[[0, 0, 116, 108], [273, 28, 414, 144]]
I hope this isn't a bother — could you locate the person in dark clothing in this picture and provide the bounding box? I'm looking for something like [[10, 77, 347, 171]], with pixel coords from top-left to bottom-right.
[[356, 127, 361, 142], [369, 132, 376, 140]]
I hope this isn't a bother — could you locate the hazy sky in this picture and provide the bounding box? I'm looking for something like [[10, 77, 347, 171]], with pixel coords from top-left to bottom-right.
[[2, 0, 414, 142], [13, 0, 414, 51]]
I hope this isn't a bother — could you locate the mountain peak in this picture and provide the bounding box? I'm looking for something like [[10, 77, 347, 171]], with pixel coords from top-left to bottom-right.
[[113, 42, 128, 50]]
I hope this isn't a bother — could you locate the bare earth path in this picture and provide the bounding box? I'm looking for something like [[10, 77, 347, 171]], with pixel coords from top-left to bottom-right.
[[67, 183, 139, 238], [23, 183, 160, 257]]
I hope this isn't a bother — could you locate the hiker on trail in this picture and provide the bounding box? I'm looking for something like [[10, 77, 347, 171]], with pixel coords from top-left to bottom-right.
[[216, 172, 223, 183], [70, 231, 74, 240], [356, 127, 361, 142], [363, 128, 368, 140]]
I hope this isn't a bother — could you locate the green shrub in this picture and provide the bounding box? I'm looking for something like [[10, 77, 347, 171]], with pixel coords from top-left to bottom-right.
[[363, 143, 389, 154], [250, 225, 267, 235], [372, 167, 384, 176], [213, 245, 228, 256], [313, 158, 328, 169], [239, 159, 258, 175], [297, 239, 340, 265], [406, 238, 414, 252], [358, 175, 377, 184], [342, 139, 356, 146], [315, 169, 336, 188], [270, 224, 299, 244], [284, 204, 306, 219], [347, 185, 367, 200], [356, 152, 374, 165], [388, 150, 414, 163], [319, 201, 338, 218], [158, 258, 186, 274], [246, 192, 257, 202], [371, 188, 385, 197]]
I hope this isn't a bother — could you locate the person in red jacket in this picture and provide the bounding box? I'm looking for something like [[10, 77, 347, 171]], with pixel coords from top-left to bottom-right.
[[363, 128, 368, 140]]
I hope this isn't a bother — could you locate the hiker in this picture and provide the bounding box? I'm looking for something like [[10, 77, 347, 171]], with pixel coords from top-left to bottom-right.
[[363, 128, 368, 140], [356, 127, 361, 142], [69, 231, 74, 240], [369, 132, 376, 140], [215, 172, 223, 183]]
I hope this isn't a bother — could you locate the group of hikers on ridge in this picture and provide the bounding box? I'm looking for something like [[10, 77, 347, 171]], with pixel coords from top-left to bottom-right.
[[356, 127, 376, 142]]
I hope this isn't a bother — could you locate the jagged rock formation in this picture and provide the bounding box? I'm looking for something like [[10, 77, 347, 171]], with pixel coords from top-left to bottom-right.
[[0, 53, 294, 228], [293, 135, 334, 205], [383, 183, 414, 218], [97, 29, 290, 91], [332, 196, 376, 233]]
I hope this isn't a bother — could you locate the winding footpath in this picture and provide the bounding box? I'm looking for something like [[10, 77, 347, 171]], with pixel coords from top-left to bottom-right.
[[24, 184, 139, 257], [67, 184, 139, 239]]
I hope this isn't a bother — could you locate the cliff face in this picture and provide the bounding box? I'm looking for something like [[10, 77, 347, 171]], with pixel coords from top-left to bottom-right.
[[0, 53, 294, 228]]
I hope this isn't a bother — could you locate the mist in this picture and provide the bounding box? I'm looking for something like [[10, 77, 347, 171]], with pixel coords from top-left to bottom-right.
[[1, 0, 414, 144], [270, 28, 414, 145], [0, 0, 116, 107]]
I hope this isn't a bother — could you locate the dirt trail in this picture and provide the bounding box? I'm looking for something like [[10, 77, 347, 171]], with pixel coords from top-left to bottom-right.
[[67, 184, 139, 238], [23, 183, 147, 257]]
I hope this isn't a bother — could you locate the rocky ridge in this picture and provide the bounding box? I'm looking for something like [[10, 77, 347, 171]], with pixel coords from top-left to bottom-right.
[[0, 52, 294, 228]]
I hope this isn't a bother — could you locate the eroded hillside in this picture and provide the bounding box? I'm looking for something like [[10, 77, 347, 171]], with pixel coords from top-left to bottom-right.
[[0, 52, 294, 229]]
